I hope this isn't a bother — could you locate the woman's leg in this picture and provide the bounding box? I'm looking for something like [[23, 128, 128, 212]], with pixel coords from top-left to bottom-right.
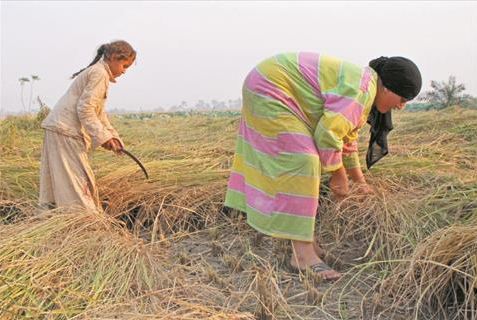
[[290, 240, 341, 280], [313, 237, 327, 258]]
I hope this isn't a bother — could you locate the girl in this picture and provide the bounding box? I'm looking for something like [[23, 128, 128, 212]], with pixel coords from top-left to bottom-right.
[[224, 53, 422, 281], [39, 40, 136, 212]]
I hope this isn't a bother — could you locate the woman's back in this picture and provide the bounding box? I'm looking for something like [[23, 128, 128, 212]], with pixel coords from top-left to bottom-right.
[[246, 52, 376, 130]]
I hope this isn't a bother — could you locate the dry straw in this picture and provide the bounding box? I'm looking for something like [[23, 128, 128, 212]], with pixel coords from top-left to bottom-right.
[[0, 108, 476, 319], [377, 223, 477, 320], [0, 208, 254, 319]]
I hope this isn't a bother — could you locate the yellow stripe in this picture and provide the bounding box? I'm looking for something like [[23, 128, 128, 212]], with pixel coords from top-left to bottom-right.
[[319, 55, 341, 92], [256, 60, 299, 101], [256, 59, 319, 124], [231, 153, 320, 197], [320, 110, 353, 139], [242, 105, 311, 138]]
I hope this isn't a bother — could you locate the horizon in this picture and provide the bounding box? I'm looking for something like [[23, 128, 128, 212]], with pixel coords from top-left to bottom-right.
[[2, 1, 476, 115]]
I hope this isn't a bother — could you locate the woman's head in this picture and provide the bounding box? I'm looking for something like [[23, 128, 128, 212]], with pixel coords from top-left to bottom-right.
[[370, 56, 422, 113], [71, 40, 136, 79]]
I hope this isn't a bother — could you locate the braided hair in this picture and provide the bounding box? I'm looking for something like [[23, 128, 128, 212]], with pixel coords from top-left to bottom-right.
[[71, 40, 136, 79]]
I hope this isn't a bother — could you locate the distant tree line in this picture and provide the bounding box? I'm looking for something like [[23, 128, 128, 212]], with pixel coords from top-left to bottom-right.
[[167, 98, 242, 113], [9, 74, 476, 116]]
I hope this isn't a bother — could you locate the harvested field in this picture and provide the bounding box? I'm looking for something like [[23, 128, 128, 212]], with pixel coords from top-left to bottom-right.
[[1, 107, 476, 319]]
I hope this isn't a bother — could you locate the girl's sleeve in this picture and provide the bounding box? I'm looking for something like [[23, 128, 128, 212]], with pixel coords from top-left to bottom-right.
[[76, 69, 114, 149], [99, 112, 125, 149], [314, 92, 364, 173]]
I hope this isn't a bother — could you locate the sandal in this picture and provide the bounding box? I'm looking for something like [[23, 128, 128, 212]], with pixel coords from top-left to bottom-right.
[[289, 261, 342, 282]]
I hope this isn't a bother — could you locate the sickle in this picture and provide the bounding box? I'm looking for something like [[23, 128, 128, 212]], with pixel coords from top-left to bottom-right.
[[121, 149, 149, 179]]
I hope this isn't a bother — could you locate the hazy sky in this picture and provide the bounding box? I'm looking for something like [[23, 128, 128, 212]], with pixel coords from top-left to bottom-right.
[[1, 1, 476, 113]]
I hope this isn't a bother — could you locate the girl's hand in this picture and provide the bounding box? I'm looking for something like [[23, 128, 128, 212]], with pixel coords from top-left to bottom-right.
[[329, 167, 349, 199], [102, 138, 123, 155]]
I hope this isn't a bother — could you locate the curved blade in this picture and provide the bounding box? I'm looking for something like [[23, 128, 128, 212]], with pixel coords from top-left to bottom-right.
[[121, 149, 149, 179]]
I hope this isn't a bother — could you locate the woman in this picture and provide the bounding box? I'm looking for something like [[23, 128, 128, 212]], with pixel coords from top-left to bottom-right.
[[224, 53, 422, 280]]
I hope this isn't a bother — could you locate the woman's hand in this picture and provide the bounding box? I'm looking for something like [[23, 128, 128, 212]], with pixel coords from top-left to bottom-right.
[[354, 182, 375, 195], [329, 167, 349, 199], [346, 167, 375, 195], [102, 138, 123, 155]]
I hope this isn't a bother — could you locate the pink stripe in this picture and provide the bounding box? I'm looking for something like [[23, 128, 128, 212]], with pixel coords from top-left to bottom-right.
[[323, 93, 363, 127], [228, 172, 318, 217], [239, 120, 317, 156], [343, 141, 358, 155], [228, 171, 246, 190], [317, 148, 342, 167], [298, 52, 323, 99], [245, 68, 310, 126], [274, 193, 317, 217], [239, 119, 278, 155], [278, 133, 317, 154], [360, 67, 373, 91]]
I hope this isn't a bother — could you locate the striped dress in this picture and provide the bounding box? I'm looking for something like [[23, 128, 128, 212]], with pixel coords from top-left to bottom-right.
[[224, 53, 378, 242]]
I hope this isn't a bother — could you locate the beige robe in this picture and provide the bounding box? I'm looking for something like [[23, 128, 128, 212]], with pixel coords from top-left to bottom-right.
[[39, 60, 122, 211], [39, 130, 99, 211]]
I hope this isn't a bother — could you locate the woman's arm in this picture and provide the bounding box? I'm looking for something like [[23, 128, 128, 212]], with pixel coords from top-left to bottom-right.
[[346, 166, 374, 194], [346, 166, 366, 183], [329, 166, 349, 198]]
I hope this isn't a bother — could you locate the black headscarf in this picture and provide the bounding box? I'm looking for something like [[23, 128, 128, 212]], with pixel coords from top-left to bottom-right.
[[366, 56, 422, 169], [366, 105, 393, 168]]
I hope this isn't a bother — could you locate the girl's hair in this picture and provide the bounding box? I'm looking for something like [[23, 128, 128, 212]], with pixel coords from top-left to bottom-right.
[[71, 40, 136, 79]]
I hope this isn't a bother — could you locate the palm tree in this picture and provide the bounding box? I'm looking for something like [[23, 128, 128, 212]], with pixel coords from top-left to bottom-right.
[[18, 77, 30, 113], [29, 75, 40, 113]]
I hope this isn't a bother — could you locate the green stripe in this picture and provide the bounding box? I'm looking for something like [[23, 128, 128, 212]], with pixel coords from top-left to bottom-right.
[[247, 205, 315, 241], [340, 61, 362, 91], [343, 152, 360, 169], [275, 53, 324, 121], [224, 188, 247, 212], [242, 88, 313, 138], [243, 87, 291, 118], [314, 121, 344, 150], [319, 56, 369, 105], [225, 189, 315, 241], [235, 135, 320, 178]]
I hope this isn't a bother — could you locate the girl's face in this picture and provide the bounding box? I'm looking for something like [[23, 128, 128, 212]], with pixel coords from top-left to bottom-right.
[[106, 55, 135, 79], [374, 81, 408, 113]]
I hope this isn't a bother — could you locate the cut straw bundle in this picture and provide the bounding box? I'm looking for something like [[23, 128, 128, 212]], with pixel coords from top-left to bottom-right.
[[0, 208, 168, 318], [379, 224, 477, 320], [99, 158, 229, 239]]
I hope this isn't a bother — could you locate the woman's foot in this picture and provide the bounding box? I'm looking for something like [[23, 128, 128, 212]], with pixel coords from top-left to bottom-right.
[[290, 240, 341, 281], [313, 239, 327, 258]]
